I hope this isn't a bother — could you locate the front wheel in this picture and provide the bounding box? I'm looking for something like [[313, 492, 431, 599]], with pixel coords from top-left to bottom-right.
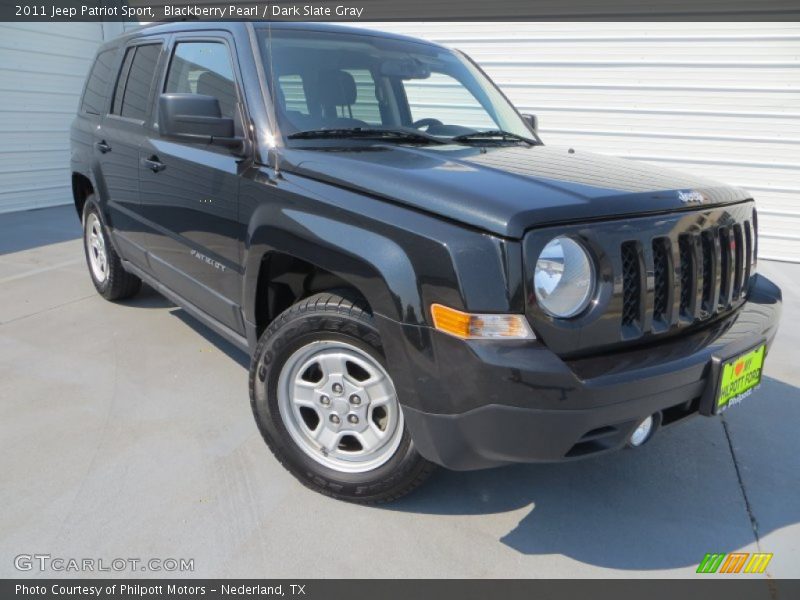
[[249, 292, 435, 503]]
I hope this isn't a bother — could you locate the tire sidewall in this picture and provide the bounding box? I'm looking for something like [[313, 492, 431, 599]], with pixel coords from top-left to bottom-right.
[[82, 200, 111, 295], [250, 306, 423, 499]]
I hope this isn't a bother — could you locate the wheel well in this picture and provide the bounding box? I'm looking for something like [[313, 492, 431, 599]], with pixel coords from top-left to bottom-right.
[[72, 173, 94, 218], [254, 253, 370, 335]]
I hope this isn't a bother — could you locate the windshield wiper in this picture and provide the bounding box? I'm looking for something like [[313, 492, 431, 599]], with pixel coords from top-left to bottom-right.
[[287, 128, 445, 144], [451, 130, 537, 145]]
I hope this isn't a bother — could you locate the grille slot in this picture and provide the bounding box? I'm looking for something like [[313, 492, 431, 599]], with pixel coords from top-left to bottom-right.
[[652, 237, 671, 324], [678, 235, 694, 319], [719, 226, 732, 308], [744, 220, 753, 288], [701, 230, 715, 315], [621, 241, 640, 327], [753, 208, 759, 267], [733, 223, 744, 299]]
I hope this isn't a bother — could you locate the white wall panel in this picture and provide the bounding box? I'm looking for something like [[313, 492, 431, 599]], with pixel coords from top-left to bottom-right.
[[367, 22, 800, 261], [0, 23, 104, 213]]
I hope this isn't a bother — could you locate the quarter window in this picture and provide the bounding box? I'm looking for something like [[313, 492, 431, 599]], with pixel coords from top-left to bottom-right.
[[81, 49, 116, 115], [165, 42, 237, 119]]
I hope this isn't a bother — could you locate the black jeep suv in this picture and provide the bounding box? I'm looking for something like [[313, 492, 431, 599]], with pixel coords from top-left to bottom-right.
[[71, 21, 781, 502]]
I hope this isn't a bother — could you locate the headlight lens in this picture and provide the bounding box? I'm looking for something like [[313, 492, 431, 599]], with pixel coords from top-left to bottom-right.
[[534, 236, 595, 318]]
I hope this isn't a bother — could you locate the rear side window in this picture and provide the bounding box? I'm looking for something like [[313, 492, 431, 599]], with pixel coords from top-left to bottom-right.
[[165, 42, 237, 119], [81, 49, 116, 115], [110, 44, 161, 121]]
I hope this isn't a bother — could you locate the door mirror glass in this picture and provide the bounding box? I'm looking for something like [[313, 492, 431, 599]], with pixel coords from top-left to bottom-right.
[[158, 93, 239, 147]]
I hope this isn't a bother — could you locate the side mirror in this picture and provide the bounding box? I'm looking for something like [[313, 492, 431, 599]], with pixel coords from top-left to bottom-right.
[[521, 113, 538, 133], [158, 93, 241, 148]]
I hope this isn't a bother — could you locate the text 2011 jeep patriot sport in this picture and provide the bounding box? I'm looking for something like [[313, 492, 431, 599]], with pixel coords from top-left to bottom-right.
[[71, 21, 782, 502]]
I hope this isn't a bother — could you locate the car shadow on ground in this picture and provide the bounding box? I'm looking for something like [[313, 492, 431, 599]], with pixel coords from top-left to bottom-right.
[[118, 284, 250, 368], [384, 376, 800, 571], [0, 205, 81, 255], [118, 281, 799, 571], [118, 283, 174, 309]]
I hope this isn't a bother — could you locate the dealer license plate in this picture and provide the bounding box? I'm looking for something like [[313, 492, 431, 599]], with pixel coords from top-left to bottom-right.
[[716, 344, 766, 413]]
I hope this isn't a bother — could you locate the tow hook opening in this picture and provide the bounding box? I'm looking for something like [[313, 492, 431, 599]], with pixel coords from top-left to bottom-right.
[[627, 412, 662, 448]]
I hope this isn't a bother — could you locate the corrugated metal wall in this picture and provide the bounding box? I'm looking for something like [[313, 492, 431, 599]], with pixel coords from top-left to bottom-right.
[[1, 22, 798, 261], [0, 23, 106, 213], [367, 22, 800, 262]]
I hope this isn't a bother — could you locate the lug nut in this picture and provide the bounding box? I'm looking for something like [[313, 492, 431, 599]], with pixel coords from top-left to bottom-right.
[[320, 395, 331, 406], [329, 414, 341, 425], [332, 383, 344, 395], [349, 394, 361, 406], [347, 414, 359, 424]]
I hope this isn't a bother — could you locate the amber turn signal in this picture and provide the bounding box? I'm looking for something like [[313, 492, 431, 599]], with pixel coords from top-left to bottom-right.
[[430, 304, 535, 340]]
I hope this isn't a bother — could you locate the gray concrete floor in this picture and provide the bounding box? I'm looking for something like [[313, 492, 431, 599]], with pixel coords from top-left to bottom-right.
[[1, 204, 798, 579]]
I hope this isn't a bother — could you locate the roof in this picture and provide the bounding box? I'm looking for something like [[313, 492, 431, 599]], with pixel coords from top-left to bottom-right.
[[101, 20, 446, 51]]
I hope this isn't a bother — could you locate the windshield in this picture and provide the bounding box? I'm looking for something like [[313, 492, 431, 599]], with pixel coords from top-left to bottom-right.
[[256, 26, 535, 145]]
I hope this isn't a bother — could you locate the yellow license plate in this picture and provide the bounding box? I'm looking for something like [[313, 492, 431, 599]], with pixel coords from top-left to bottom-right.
[[716, 344, 766, 412]]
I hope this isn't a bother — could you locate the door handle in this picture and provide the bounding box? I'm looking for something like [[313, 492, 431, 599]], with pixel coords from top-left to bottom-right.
[[95, 140, 112, 154], [142, 156, 166, 173]]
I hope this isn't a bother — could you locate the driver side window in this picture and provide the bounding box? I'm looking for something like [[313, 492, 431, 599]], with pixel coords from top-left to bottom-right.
[[164, 41, 237, 119], [403, 72, 495, 129]]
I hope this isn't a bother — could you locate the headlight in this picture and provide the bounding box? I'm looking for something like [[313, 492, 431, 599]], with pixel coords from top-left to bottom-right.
[[534, 236, 595, 318]]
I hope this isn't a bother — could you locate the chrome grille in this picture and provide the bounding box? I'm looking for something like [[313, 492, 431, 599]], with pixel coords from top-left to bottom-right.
[[523, 201, 757, 356], [621, 218, 755, 337]]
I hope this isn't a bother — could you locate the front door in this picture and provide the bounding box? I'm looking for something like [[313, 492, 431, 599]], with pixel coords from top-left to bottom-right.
[[138, 34, 248, 334]]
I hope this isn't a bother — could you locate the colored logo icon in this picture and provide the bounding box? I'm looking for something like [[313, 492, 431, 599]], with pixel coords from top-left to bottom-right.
[[696, 552, 773, 574]]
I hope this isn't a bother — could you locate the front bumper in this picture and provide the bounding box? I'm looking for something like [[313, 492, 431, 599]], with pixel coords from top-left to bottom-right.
[[378, 274, 781, 470]]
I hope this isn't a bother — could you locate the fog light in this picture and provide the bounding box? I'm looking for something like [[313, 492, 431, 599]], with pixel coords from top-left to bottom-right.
[[629, 415, 654, 447]]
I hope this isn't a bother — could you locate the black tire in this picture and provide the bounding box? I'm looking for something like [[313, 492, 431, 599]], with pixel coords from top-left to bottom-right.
[[249, 292, 436, 503], [82, 199, 141, 301]]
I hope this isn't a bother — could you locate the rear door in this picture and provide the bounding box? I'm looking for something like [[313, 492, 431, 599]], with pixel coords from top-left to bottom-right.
[[73, 47, 117, 211], [96, 39, 165, 266], [138, 33, 248, 333]]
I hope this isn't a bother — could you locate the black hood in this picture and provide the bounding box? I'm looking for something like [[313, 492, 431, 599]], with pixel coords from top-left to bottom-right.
[[284, 144, 750, 238]]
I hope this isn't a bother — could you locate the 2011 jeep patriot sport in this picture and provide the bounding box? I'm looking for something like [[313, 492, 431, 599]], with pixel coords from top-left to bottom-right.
[[71, 21, 782, 503]]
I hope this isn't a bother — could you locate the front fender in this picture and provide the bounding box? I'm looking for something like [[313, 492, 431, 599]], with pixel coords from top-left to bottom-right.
[[240, 168, 525, 409], [241, 165, 522, 339]]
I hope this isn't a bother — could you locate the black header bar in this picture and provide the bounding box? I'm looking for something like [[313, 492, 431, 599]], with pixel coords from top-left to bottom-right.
[[2, 0, 800, 21], [3, 579, 800, 600]]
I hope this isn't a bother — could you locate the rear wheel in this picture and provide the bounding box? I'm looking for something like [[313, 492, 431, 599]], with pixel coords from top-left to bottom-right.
[[249, 292, 435, 503], [82, 200, 141, 301]]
